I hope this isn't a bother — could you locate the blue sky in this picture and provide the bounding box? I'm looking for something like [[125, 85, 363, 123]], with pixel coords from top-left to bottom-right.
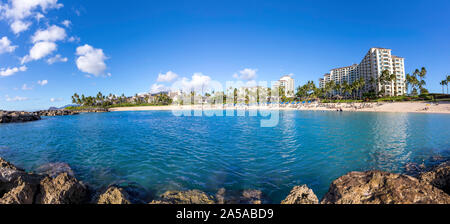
[[0, 0, 449, 111]]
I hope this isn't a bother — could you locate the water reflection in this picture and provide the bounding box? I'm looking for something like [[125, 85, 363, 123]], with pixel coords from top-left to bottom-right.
[[0, 111, 449, 202]]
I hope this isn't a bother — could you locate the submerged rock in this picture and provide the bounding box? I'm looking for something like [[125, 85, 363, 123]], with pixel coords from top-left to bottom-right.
[[214, 188, 267, 204], [37, 173, 88, 204], [281, 185, 319, 204], [419, 161, 450, 194], [36, 163, 75, 178], [321, 171, 450, 204], [240, 189, 264, 204], [97, 186, 131, 204], [404, 162, 426, 177], [150, 190, 215, 204]]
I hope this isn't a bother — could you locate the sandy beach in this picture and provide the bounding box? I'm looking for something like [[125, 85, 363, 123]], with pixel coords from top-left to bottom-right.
[[109, 101, 450, 114]]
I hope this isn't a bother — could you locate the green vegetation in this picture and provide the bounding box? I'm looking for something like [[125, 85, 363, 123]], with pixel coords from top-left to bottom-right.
[[67, 67, 449, 108], [70, 92, 173, 109], [294, 66, 439, 103], [439, 75, 449, 94]]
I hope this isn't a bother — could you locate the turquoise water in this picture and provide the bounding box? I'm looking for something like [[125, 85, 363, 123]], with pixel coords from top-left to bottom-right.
[[1, 111, 449, 202]]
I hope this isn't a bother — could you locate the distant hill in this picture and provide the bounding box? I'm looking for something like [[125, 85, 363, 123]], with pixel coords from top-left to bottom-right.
[[48, 104, 79, 110]]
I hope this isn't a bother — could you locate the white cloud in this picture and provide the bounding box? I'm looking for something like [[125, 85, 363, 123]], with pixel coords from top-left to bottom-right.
[[0, 0, 63, 34], [5, 95, 28, 102], [233, 68, 258, 80], [10, 20, 30, 34], [50, 97, 63, 102], [35, 12, 44, 22], [150, 83, 169, 94], [21, 41, 57, 64], [47, 54, 67, 64], [0, 36, 17, 54], [37, 80, 48, 86], [75, 44, 108, 76], [31, 25, 66, 43], [0, 66, 27, 77], [68, 36, 80, 43], [61, 19, 70, 27], [21, 83, 32, 90], [157, 71, 178, 82], [172, 73, 212, 92]]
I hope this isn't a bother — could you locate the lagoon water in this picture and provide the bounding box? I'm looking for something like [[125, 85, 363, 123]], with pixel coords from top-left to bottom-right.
[[1, 111, 450, 202]]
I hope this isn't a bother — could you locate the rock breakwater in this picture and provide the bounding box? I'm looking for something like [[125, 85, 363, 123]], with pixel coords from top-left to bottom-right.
[[1, 157, 449, 204]]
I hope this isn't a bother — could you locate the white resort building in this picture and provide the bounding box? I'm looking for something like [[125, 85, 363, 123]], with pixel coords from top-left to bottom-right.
[[273, 75, 295, 97], [319, 48, 406, 96]]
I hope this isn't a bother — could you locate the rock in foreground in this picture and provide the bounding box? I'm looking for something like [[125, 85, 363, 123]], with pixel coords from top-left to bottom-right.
[[1, 158, 88, 204], [281, 185, 319, 204], [150, 190, 215, 204], [419, 161, 450, 194], [37, 173, 88, 204], [321, 171, 450, 204], [97, 186, 131, 204]]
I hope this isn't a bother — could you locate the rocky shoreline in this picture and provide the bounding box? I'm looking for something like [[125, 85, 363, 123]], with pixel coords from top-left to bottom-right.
[[37, 108, 109, 116], [0, 111, 41, 123], [37, 110, 80, 117], [0, 108, 111, 124], [1, 157, 449, 204]]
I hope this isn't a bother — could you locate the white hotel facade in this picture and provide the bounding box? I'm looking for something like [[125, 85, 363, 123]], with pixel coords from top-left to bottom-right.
[[273, 75, 295, 97], [319, 48, 406, 96]]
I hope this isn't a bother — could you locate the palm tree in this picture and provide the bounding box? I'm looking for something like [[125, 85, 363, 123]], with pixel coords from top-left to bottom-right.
[[440, 80, 446, 94], [379, 70, 390, 96], [389, 73, 397, 96], [324, 81, 334, 99], [405, 74, 412, 95], [356, 77, 365, 99], [369, 76, 376, 92], [447, 75, 450, 94], [334, 83, 341, 97], [342, 81, 352, 99], [414, 67, 427, 94], [350, 81, 358, 99]]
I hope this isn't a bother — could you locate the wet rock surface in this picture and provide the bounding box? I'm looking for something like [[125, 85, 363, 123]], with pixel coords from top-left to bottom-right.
[[321, 170, 450, 204], [281, 185, 319, 204], [1, 157, 450, 204], [150, 190, 215, 204], [1, 158, 88, 204], [215, 188, 268, 204], [36, 173, 88, 204], [96, 186, 131, 204], [0, 111, 41, 123], [419, 161, 450, 194]]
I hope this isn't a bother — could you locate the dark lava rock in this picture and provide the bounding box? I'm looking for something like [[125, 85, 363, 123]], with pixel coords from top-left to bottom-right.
[[0, 111, 40, 123]]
